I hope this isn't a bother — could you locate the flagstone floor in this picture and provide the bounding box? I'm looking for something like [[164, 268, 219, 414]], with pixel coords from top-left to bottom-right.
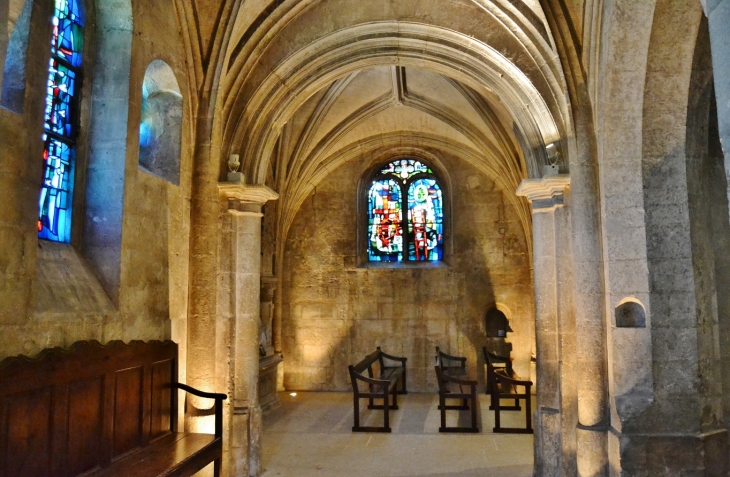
[[261, 392, 534, 477]]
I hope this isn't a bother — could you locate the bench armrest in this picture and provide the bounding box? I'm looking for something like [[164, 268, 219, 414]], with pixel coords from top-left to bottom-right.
[[175, 383, 228, 401], [175, 383, 228, 438], [377, 347, 407, 364], [437, 350, 467, 364], [494, 372, 533, 388], [352, 373, 391, 387], [441, 373, 477, 387]]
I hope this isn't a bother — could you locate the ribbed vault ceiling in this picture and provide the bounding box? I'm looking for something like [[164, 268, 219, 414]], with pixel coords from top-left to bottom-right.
[[216, 0, 575, 259]]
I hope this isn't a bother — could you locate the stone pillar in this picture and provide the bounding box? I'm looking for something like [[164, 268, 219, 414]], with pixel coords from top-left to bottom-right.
[[517, 176, 577, 477], [570, 105, 610, 477], [218, 183, 278, 477]]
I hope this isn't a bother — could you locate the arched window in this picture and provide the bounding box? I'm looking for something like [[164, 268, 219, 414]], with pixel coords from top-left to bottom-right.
[[367, 159, 444, 262], [38, 0, 84, 243]]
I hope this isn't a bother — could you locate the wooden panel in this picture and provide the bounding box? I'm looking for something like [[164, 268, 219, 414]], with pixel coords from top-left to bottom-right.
[[113, 367, 143, 458], [150, 360, 173, 439], [0, 341, 179, 476], [67, 377, 104, 476], [1, 388, 53, 477]]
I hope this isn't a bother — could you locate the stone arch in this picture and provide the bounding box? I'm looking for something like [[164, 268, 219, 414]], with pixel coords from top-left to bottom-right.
[[139, 60, 182, 185], [0, 0, 31, 113], [228, 23, 562, 185]]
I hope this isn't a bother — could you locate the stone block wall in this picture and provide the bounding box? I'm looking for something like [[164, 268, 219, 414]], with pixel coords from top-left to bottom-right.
[[282, 152, 534, 392], [0, 0, 192, 361]]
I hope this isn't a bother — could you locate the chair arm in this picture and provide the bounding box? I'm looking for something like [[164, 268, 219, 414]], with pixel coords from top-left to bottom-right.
[[353, 373, 392, 387], [439, 353, 467, 364], [377, 348, 407, 364], [494, 373, 533, 388], [175, 383, 228, 401], [442, 373, 477, 387], [175, 383, 227, 438]]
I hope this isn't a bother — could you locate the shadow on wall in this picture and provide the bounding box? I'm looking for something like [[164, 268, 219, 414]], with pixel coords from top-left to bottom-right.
[[139, 59, 182, 185]]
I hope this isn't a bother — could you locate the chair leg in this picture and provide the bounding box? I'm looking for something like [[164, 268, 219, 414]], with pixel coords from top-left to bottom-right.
[[494, 401, 501, 432], [383, 392, 390, 431], [353, 395, 360, 430], [214, 458, 221, 477], [440, 395, 446, 431], [471, 389, 478, 431], [526, 394, 533, 432]]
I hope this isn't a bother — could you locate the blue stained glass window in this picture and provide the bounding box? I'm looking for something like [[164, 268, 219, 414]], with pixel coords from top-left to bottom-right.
[[368, 179, 404, 262], [407, 179, 444, 261], [367, 160, 444, 262], [39, 0, 84, 243]]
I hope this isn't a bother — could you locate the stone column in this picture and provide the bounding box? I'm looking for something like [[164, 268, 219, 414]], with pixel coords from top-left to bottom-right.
[[517, 176, 577, 476], [218, 183, 278, 477]]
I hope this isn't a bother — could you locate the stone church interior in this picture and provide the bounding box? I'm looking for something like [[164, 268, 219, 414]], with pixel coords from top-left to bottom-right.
[[1, 0, 730, 475]]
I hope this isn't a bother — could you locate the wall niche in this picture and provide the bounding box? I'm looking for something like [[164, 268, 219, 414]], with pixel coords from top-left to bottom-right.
[[615, 299, 646, 328], [138, 60, 182, 185]]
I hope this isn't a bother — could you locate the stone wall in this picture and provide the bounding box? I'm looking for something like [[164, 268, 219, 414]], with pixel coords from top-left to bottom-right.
[[0, 0, 191, 361], [281, 152, 534, 393]]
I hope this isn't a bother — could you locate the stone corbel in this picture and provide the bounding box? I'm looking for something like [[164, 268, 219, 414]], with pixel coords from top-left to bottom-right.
[[516, 175, 570, 211], [218, 182, 280, 216]]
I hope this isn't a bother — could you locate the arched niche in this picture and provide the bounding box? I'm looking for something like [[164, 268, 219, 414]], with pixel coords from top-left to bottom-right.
[[1, 0, 31, 113], [615, 299, 646, 329], [138, 60, 182, 185]]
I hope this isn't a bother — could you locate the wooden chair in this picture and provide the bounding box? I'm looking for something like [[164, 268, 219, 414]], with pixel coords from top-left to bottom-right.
[[490, 369, 533, 434], [434, 365, 479, 433], [349, 347, 407, 432]]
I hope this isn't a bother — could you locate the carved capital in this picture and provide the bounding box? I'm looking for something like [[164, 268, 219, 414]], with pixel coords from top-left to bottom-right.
[[218, 182, 279, 205], [218, 182, 279, 216], [516, 176, 570, 210]]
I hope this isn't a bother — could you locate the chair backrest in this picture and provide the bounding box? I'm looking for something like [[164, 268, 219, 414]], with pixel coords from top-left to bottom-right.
[[434, 365, 448, 391], [0, 340, 178, 477], [435, 347, 466, 375]]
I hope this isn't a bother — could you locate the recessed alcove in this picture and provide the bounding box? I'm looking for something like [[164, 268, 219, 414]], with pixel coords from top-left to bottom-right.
[[138, 60, 182, 185], [615, 299, 646, 328]]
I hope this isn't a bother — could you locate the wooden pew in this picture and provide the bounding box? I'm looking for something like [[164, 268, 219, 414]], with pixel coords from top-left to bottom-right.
[[0, 340, 227, 477], [348, 347, 407, 432], [434, 348, 479, 433], [484, 347, 533, 434]]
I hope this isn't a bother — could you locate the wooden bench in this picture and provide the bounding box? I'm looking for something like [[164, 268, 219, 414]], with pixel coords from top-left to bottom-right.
[[434, 350, 479, 433], [0, 340, 227, 477], [348, 347, 407, 432], [484, 348, 533, 433]]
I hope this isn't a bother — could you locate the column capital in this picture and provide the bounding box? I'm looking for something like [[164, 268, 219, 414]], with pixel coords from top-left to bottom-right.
[[218, 182, 279, 216], [516, 175, 570, 210], [218, 182, 279, 205]]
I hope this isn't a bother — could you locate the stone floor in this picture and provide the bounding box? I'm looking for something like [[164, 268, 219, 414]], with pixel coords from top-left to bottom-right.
[[261, 392, 534, 477]]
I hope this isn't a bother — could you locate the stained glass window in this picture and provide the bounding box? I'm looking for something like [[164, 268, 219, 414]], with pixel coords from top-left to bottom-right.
[[408, 179, 444, 261], [367, 160, 444, 262], [38, 0, 84, 243], [368, 179, 404, 262]]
